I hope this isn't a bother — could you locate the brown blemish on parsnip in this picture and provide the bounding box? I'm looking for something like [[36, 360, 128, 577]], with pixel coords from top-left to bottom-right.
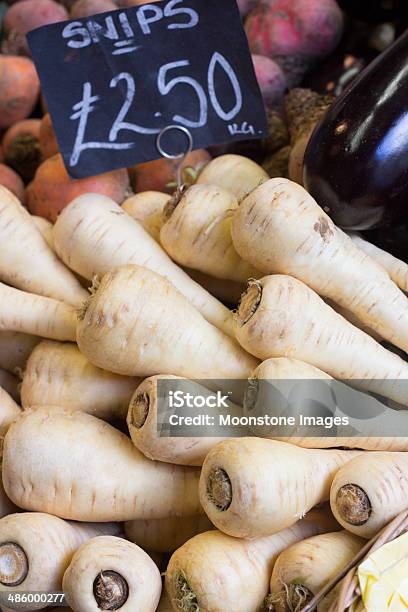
[[313, 216, 334, 243], [130, 392, 150, 429], [336, 484, 372, 526], [237, 280, 263, 326], [206, 467, 232, 511]]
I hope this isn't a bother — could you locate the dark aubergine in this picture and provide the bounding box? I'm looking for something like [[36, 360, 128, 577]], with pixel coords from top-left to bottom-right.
[[303, 28, 408, 231]]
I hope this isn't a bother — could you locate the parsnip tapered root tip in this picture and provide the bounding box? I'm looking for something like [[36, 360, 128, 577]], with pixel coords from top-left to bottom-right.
[[130, 392, 150, 429], [336, 484, 372, 526], [0, 542, 29, 586], [174, 571, 200, 612], [206, 468, 232, 511], [237, 280, 262, 326], [93, 571, 129, 611]]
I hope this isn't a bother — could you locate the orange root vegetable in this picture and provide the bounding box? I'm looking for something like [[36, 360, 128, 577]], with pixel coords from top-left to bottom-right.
[[0, 186, 87, 307], [31, 215, 54, 250], [0, 512, 119, 610], [165, 509, 338, 612], [53, 195, 235, 337], [232, 178, 408, 354], [330, 452, 408, 538], [196, 154, 269, 201], [0, 386, 21, 436], [27, 154, 130, 223], [199, 438, 358, 538], [0, 283, 77, 341], [268, 530, 364, 611], [70, 0, 118, 18], [0, 369, 21, 404], [130, 149, 210, 194], [2, 119, 41, 181], [234, 275, 408, 407], [2, 407, 202, 521], [62, 536, 162, 612], [349, 232, 408, 293], [121, 191, 170, 242], [38, 113, 59, 160], [21, 340, 138, 421], [125, 515, 212, 554], [0, 56, 40, 129], [0, 163, 25, 201], [127, 376, 241, 466], [160, 184, 261, 283], [77, 265, 258, 378], [0, 331, 39, 374]]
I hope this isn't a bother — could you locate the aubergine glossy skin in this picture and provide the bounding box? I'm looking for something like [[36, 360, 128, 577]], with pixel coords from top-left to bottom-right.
[[303, 29, 408, 231]]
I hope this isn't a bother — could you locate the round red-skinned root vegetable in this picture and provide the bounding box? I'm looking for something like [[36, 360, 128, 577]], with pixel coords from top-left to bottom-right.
[[39, 113, 59, 160], [237, 0, 257, 17], [252, 54, 287, 106], [246, 0, 343, 86], [1, 0, 68, 56], [130, 149, 210, 194], [0, 163, 25, 201], [0, 56, 40, 129], [26, 154, 130, 222], [70, 0, 118, 18], [2, 119, 41, 181]]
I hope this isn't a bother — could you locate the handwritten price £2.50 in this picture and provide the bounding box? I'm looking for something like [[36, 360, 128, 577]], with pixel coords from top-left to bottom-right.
[[69, 51, 255, 167]]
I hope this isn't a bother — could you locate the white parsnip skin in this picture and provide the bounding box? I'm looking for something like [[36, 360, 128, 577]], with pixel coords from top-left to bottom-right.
[[234, 275, 408, 407], [232, 178, 408, 352], [269, 531, 363, 612], [0, 186, 87, 307], [248, 357, 408, 451], [32, 215, 54, 250], [196, 154, 269, 201], [160, 184, 260, 283], [62, 536, 162, 612], [53, 194, 234, 337], [165, 510, 338, 612], [349, 232, 408, 292], [122, 191, 170, 242], [200, 438, 358, 538], [330, 452, 408, 538], [0, 513, 119, 611], [0, 438, 18, 518], [0, 387, 21, 436], [2, 407, 201, 522], [125, 515, 212, 553], [127, 376, 241, 466], [21, 340, 138, 421], [0, 283, 77, 341], [0, 369, 20, 404], [0, 331, 39, 374], [77, 265, 258, 379]]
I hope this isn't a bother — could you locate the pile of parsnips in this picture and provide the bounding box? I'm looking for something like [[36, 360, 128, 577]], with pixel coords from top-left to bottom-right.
[[1, 153, 408, 612]]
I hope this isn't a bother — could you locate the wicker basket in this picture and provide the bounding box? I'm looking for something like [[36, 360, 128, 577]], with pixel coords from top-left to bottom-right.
[[300, 509, 408, 612]]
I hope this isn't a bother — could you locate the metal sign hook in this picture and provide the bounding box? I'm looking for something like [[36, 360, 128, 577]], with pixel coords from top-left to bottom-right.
[[156, 125, 193, 189]]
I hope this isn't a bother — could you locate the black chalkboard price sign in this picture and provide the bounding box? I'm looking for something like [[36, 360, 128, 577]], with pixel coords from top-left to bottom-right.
[[28, 0, 267, 178]]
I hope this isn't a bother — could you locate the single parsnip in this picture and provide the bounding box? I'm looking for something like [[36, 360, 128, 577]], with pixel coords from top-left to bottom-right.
[[325, 299, 382, 341], [21, 340, 139, 421], [0, 513, 119, 611], [0, 185, 87, 307], [231, 178, 408, 353], [349, 232, 408, 293], [0, 282, 77, 341], [62, 536, 162, 612], [234, 275, 408, 407], [246, 357, 408, 451], [0, 386, 21, 435], [268, 530, 364, 611], [199, 438, 358, 538], [2, 407, 202, 522], [31, 215, 54, 250], [124, 515, 213, 554], [0, 331, 39, 374], [53, 194, 234, 337], [160, 184, 260, 283], [77, 265, 258, 379], [122, 191, 170, 242], [165, 509, 338, 612], [330, 452, 408, 538], [127, 376, 242, 466], [196, 154, 269, 201], [0, 369, 20, 404]]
